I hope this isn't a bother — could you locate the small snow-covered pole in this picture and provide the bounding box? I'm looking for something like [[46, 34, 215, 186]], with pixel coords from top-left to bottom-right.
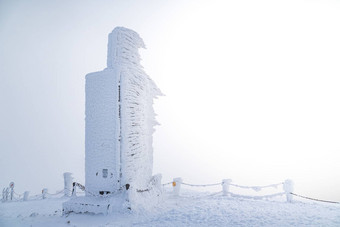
[[283, 179, 294, 203], [9, 182, 14, 201], [10, 188, 13, 201], [150, 174, 162, 189], [173, 178, 182, 196], [63, 172, 73, 197], [71, 182, 77, 197], [2, 188, 5, 202], [42, 188, 48, 199], [5, 188, 9, 201], [222, 179, 232, 196], [23, 191, 29, 201]]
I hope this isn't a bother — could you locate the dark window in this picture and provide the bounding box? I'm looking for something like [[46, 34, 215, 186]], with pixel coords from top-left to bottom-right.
[[102, 169, 108, 178]]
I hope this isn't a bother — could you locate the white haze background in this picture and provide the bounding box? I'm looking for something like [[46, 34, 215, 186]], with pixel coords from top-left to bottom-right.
[[0, 0, 339, 201]]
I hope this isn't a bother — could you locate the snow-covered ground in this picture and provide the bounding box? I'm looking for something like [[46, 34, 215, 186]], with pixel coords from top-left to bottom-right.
[[1, 188, 339, 227]]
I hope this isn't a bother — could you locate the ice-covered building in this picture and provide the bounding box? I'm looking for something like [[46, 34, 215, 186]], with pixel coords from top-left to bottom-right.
[[63, 27, 162, 214]]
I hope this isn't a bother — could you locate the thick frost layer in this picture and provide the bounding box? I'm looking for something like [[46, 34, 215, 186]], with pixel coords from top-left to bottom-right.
[[85, 69, 121, 194], [3, 190, 340, 226], [85, 27, 161, 200]]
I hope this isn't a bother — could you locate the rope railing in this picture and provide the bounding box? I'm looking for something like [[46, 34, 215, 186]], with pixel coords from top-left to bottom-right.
[[1, 188, 67, 202], [72, 182, 156, 197], [168, 178, 293, 202], [167, 178, 340, 204], [71, 182, 129, 198], [164, 181, 284, 190], [47, 189, 64, 196], [28, 194, 43, 200], [2, 174, 339, 205], [229, 192, 286, 200], [2, 173, 75, 202], [290, 193, 340, 204], [181, 182, 222, 187], [229, 182, 283, 191], [13, 191, 24, 197]]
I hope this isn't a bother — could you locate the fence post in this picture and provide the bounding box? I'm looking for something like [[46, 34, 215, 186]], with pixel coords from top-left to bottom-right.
[[9, 182, 14, 201], [150, 174, 162, 189], [283, 179, 294, 203], [222, 179, 232, 196], [72, 182, 77, 197], [2, 188, 5, 202], [23, 191, 29, 201], [173, 178, 182, 196], [10, 188, 14, 201], [42, 188, 48, 199], [63, 172, 73, 197], [5, 188, 9, 201]]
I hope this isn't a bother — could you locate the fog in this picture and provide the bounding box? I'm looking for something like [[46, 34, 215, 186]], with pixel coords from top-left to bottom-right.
[[0, 0, 339, 201]]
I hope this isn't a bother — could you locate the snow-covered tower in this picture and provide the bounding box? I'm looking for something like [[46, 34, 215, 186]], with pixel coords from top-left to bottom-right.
[[63, 27, 162, 214], [85, 27, 161, 195]]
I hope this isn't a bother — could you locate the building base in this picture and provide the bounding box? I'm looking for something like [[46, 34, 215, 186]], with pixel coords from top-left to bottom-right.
[[62, 194, 127, 215]]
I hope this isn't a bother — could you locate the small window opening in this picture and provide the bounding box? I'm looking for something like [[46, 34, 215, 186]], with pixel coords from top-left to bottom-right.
[[102, 169, 108, 178]]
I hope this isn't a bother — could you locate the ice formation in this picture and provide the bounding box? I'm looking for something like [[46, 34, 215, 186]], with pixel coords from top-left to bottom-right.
[[63, 27, 162, 214]]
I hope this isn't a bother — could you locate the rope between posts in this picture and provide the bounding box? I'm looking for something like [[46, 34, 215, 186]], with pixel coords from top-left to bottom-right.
[[29, 194, 43, 200], [181, 182, 221, 187], [47, 189, 64, 196], [229, 192, 286, 200], [290, 193, 340, 204], [205, 191, 223, 197], [177, 181, 283, 190], [229, 182, 284, 191], [13, 191, 23, 197], [182, 191, 224, 199], [72, 182, 128, 197]]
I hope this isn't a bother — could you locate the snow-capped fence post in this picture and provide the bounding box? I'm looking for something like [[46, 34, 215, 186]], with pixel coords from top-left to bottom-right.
[[10, 188, 13, 201], [9, 182, 14, 201], [63, 172, 73, 197], [42, 188, 48, 199], [1, 188, 5, 202], [2, 188, 5, 201], [173, 178, 182, 196], [23, 191, 29, 201], [5, 188, 9, 201], [71, 182, 77, 197], [222, 179, 232, 196], [150, 174, 162, 189], [283, 179, 294, 203]]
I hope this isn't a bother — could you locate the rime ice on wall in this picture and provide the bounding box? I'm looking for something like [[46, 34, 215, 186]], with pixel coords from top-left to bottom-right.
[[85, 69, 121, 194], [85, 27, 161, 195]]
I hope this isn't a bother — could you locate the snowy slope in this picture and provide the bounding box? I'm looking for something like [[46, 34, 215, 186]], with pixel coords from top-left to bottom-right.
[[1, 188, 339, 227]]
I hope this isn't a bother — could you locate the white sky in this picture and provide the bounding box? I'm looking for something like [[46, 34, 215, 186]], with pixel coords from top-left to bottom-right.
[[0, 0, 339, 201]]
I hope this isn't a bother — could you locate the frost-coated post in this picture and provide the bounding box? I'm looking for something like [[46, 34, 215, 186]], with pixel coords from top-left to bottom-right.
[[42, 188, 48, 199], [9, 182, 14, 201], [283, 179, 294, 203], [5, 188, 9, 201], [150, 174, 162, 189], [2, 188, 5, 202], [173, 178, 182, 196], [23, 191, 29, 201], [63, 172, 73, 197], [10, 188, 13, 201], [72, 182, 77, 197], [222, 179, 232, 196]]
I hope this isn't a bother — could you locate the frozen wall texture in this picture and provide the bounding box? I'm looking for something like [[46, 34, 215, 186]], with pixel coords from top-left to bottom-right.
[[85, 27, 161, 195]]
